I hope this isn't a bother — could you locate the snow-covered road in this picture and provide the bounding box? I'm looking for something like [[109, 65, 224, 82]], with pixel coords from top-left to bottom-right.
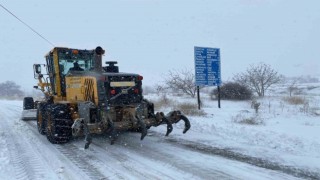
[[0, 100, 305, 179]]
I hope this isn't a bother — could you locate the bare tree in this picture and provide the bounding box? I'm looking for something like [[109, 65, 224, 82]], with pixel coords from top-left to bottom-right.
[[233, 63, 283, 97], [0, 81, 24, 98], [154, 83, 168, 96], [164, 69, 197, 98]]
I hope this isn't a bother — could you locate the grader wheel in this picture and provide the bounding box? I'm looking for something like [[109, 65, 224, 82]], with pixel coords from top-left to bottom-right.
[[36, 103, 47, 135], [46, 104, 73, 144]]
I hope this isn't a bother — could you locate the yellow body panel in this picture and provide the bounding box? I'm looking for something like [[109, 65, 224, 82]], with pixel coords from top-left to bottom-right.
[[53, 49, 62, 97], [65, 76, 99, 105], [49, 47, 66, 102]]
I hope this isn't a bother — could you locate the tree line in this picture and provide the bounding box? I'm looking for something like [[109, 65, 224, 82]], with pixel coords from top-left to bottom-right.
[[0, 81, 24, 98], [156, 62, 284, 100]]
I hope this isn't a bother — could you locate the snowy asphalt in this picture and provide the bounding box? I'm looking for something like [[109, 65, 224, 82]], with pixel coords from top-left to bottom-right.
[[0, 100, 312, 180]]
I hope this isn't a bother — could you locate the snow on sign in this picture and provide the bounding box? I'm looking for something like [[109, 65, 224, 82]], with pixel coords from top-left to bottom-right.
[[194, 46, 221, 86]]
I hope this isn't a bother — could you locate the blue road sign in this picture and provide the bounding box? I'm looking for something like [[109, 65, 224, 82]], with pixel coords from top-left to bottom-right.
[[194, 46, 221, 86]]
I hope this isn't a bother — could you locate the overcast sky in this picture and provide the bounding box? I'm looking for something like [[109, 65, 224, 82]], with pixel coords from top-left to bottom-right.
[[0, 0, 319, 91]]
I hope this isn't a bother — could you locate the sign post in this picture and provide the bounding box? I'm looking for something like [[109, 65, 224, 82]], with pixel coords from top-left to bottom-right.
[[194, 46, 221, 109]]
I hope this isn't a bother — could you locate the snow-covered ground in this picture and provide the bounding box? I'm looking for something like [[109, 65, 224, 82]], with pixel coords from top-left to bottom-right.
[[145, 83, 320, 179], [0, 82, 319, 179]]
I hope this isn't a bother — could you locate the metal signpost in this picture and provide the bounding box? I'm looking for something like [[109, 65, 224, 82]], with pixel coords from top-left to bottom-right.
[[194, 46, 221, 109]]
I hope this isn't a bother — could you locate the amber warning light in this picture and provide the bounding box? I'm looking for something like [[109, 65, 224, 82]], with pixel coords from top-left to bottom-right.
[[72, 49, 79, 55]]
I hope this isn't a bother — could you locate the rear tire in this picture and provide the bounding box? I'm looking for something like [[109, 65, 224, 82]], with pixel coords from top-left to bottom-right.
[[46, 104, 73, 144], [23, 97, 34, 110]]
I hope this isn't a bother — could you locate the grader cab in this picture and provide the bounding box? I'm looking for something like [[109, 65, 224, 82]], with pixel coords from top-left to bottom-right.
[[23, 46, 190, 148]]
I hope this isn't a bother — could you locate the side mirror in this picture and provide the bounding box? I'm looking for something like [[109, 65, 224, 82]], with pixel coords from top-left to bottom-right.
[[34, 64, 41, 74], [33, 64, 42, 79]]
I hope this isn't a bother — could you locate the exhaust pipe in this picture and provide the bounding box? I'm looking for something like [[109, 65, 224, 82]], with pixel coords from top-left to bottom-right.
[[93, 46, 105, 72]]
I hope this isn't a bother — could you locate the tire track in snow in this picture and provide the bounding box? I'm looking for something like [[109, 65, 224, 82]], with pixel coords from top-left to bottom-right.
[[6, 136, 47, 180], [90, 139, 166, 180], [21, 107, 175, 179], [54, 144, 109, 180], [94, 133, 234, 180], [26, 121, 117, 180], [0, 105, 51, 180]]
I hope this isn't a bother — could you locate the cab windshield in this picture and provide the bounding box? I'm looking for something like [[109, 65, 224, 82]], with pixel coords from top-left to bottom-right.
[[58, 50, 94, 75]]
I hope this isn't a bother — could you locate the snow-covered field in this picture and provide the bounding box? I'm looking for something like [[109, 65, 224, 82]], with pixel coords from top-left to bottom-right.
[[145, 82, 320, 179], [0, 82, 319, 179]]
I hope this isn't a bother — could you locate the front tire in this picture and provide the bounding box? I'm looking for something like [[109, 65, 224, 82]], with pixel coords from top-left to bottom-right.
[[37, 102, 47, 135], [46, 104, 73, 144]]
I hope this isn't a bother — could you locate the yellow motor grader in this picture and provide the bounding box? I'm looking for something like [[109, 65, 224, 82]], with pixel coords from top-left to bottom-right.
[[22, 46, 190, 148]]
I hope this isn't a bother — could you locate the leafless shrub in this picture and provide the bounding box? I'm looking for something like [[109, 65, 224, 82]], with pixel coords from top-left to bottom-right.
[[233, 63, 283, 97], [154, 84, 168, 96], [282, 96, 307, 105], [153, 94, 173, 110], [174, 102, 206, 116], [164, 69, 198, 98], [211, 82, 253, 100], [232, 113, 264, 125], [251, 98, 261, 114]]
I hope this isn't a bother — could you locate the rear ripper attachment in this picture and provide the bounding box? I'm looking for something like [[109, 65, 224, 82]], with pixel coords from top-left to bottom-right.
[[28, 46, 191, 149]]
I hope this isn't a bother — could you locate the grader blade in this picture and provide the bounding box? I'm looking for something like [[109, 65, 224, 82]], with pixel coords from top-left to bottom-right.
[[21, 109, 37, 120]]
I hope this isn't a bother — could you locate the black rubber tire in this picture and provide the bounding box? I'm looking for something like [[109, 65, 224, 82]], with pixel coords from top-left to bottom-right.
[[37, 102, 47, 135], [23, 97, 34, 110], [46, 104, 73, 144]]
